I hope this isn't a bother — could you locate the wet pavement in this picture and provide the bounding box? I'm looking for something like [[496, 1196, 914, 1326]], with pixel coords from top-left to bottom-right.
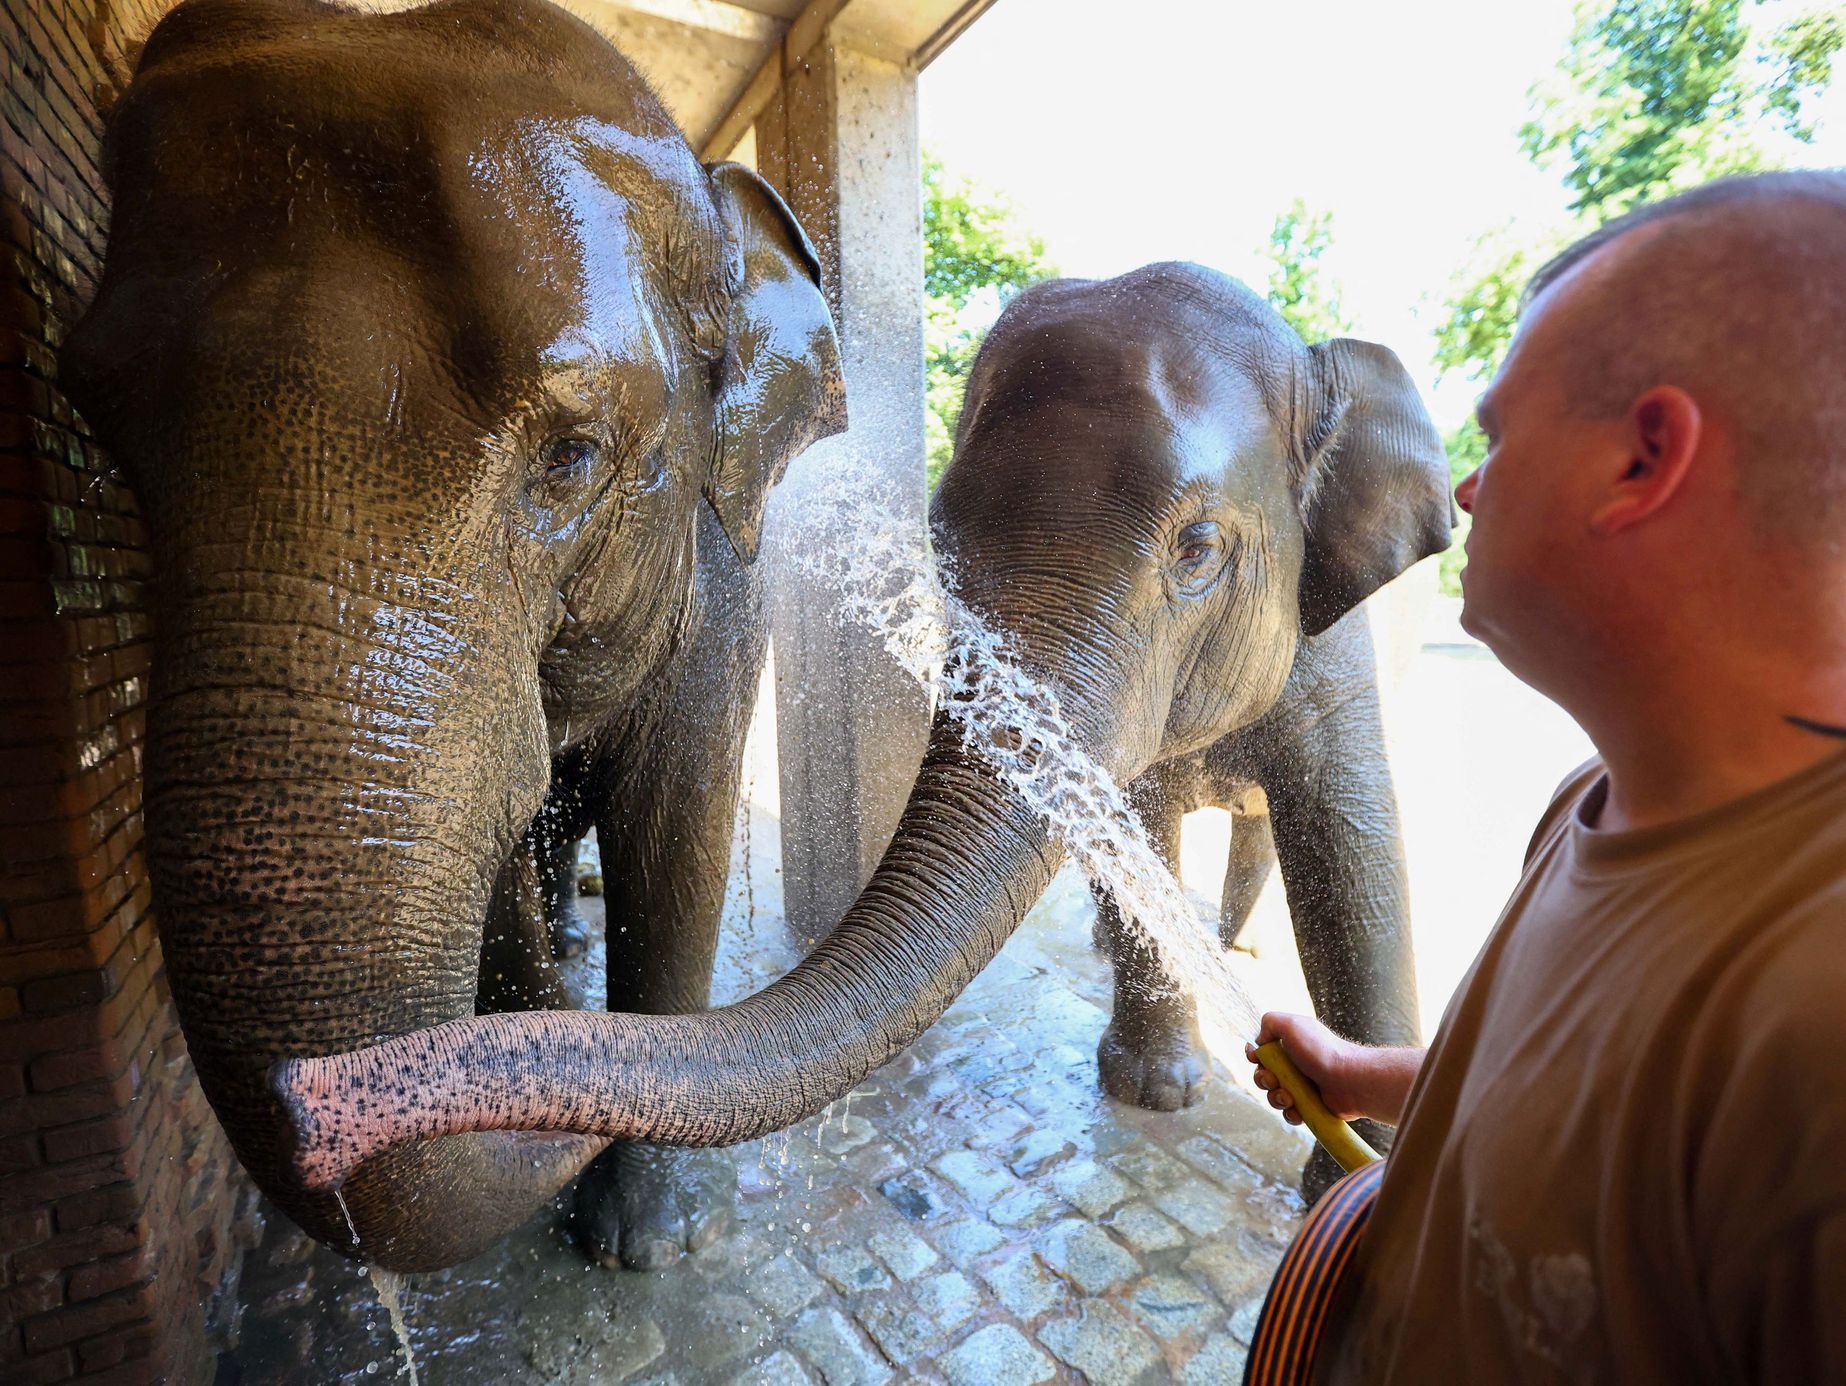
[[216, 805, 1313, 1386]]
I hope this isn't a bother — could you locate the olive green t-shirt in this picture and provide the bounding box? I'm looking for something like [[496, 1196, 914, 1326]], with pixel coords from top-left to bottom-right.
[[1321, 751, 1846, 1385]]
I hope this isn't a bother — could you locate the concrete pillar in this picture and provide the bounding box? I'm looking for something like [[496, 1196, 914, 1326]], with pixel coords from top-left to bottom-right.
[[755, 38, 931, 940]]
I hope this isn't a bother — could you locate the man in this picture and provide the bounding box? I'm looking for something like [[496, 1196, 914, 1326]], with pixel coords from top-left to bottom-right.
[[1248, 169, 1846, 1383]]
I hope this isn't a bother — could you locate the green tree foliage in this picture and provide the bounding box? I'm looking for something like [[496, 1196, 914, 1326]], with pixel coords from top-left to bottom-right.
[[923, 154, 1056, 488], [1433, 0, 1844, 386], [1263, 200, 1352, 343], [1439, 421, 1489, 596]]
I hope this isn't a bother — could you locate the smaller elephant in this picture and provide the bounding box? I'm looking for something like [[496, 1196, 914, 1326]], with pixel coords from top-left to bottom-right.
[[929, 263, 1452, 1190]]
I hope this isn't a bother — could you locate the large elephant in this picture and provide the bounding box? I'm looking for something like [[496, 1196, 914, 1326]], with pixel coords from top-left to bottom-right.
[[61, 0, 845, 1272], [268, 264, 1451, 1226]]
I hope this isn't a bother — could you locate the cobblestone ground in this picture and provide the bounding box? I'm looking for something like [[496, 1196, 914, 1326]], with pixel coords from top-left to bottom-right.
[[217, 808, 1314, 1386]]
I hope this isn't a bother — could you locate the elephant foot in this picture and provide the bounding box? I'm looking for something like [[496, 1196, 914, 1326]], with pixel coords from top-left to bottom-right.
[[569, 1142, 735, 1271], [1097, 1010, 1210, 1112], [548, 903, 590, 960]]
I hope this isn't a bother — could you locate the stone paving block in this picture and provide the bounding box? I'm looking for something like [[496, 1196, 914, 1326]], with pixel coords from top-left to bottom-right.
[[1003, 1129, 1079, 1178], [877, 1169, 952, 1223], [989, 1184, 1067, 1229], [1112, 1146, 1193, 1193], [1041, 1220, 1142, 1296], [854, 1296, 936, 1366], [978, 1248, 1068, 1318], [1049, 1158, 1134, 1217], [1228, 1297, 1263, 1344], [940, 1322, 1057, 1386], [1128, 1273, 1219, 1343], [680, 1293, 776, 1374], [1175, 1134, 1263, 1197], [1181, 1328, 1250, 1384], [731, 1349, 816, 1385], [914, 1271, 983, 1330], [1105, 1201, 1185, 1254], [867, 1223, 938, 1280], [1038, 1300, 1163, 1384], [785, 1307, 892, 1386], [1207, 1089, 1316, 1187], [841, 1140, 908, 1184], [1184, 1241, 1276, 1307], [964, 1103, 1034, 1152], [814, 1243, 892, 1294], [1151, 1180, 1239, 1237], [743, 1253, 826, 1318], [933, 1216, 1006, 1268], [931, 1149, 1018, 1208]]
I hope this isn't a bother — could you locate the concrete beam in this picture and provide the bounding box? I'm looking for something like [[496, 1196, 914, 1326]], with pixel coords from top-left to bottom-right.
[[756, 36, 930, 942], [697, 0, 850, 160]]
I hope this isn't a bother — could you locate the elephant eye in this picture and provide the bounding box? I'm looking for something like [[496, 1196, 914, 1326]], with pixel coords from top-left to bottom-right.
[[1171, 522, 1226, 596], [540, 435, 599, 474]]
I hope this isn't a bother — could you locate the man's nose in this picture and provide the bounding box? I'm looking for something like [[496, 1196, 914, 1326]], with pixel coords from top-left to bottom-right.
[[1455, 469, 1479, 515]]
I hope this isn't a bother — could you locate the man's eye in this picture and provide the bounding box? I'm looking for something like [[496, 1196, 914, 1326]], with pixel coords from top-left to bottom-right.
[[541, 436, 598, 473]]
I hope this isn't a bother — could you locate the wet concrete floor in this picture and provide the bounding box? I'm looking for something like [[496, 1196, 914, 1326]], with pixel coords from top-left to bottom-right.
[[215, 809, 1315, 1386]]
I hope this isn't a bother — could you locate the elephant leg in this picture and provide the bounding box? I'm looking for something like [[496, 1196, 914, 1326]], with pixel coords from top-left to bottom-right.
[[536, 825, 590, 960], [570, 518, 760, 1270], [1097, 781, 1210, 1111], [475, 841, 572, 1014], [1219, 801, 1276, 952], [1257, 620, 1419, 1202]]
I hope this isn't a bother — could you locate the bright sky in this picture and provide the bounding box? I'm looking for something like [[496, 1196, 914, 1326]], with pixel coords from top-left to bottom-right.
[[920, 0, 1846, 428]]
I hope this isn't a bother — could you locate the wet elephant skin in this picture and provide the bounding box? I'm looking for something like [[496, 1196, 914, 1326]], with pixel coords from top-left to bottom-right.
[[61, 0, 844, 1271], [264, 264, 1450, 1216], [930, 265, 1453, 1192]]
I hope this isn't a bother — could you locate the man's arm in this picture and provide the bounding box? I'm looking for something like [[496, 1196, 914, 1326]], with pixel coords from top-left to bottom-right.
[[1244, 1011, 1425, 1127]]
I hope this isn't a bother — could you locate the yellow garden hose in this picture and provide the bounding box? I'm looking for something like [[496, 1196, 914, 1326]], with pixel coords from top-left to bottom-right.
[[1252, 1040, 1382, 1173]]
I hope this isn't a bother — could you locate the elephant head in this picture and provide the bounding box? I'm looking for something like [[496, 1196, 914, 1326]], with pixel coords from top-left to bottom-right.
[[933, 263, 1451, 782], [266, 263, 1450, 1235], [60, 0, 842, 1269]]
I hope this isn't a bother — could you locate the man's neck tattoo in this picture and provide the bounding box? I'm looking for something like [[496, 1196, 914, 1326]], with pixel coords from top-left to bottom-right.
[[1785, 714, 1846, 740]]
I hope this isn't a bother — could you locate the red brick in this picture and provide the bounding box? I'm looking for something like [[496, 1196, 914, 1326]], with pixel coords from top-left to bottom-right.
[[67, 1249, 146, 1303], [51, 1180, 135, 1231], [13, 1219, 138, 1277], [7, 1347, 77, 1386], [41, 1109, 132, 1164], [0, 1273, 63, 1324], [28, 1045, 116, 1093], [22, 1282, 150, 1353]]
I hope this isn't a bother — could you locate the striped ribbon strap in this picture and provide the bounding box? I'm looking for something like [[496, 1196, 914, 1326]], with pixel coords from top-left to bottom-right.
[[1243, 1159, 1387, 1386]]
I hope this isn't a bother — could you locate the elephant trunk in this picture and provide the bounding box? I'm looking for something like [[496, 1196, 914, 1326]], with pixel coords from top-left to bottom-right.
[[272, 712, 1060, 1192], [144, 530, 605, 1270]]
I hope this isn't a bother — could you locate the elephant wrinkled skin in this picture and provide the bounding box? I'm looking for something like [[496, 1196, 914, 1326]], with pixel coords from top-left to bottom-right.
[[62, 0, 845, 1272]]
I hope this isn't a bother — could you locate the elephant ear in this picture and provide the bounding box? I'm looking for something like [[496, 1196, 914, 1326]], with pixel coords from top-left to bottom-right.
[[705, 162, 848, 562], [1296, 337, 1454, 636]]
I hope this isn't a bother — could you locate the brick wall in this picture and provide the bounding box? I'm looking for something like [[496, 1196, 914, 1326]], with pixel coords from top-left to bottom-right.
[[0, 1, 261, 1382]]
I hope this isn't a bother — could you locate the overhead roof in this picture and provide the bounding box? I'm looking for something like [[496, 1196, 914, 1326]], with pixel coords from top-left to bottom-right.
[[539, 0, 996, 157]]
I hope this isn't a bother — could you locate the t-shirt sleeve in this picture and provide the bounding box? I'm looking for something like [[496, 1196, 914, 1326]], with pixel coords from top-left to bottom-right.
[[1690, 914, 1846, 1382]]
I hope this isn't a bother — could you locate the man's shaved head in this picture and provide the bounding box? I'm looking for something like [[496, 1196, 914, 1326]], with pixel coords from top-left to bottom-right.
[[1521, 169, 1846, 549]]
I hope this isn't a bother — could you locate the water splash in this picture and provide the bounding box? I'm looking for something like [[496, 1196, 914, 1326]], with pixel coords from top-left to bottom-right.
[[367, 1266, 420, 1385], [776, 483, 1261, 1062]]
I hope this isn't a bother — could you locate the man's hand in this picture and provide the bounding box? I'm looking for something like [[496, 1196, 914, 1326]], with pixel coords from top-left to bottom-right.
[[1244, 1012, 1426, 1128]]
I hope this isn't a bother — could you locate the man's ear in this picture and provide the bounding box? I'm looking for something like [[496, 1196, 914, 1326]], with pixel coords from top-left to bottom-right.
[[704, 162, 847, 563], [1588, 385, 1701, 537], [1296, 338, 1455, 636]]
